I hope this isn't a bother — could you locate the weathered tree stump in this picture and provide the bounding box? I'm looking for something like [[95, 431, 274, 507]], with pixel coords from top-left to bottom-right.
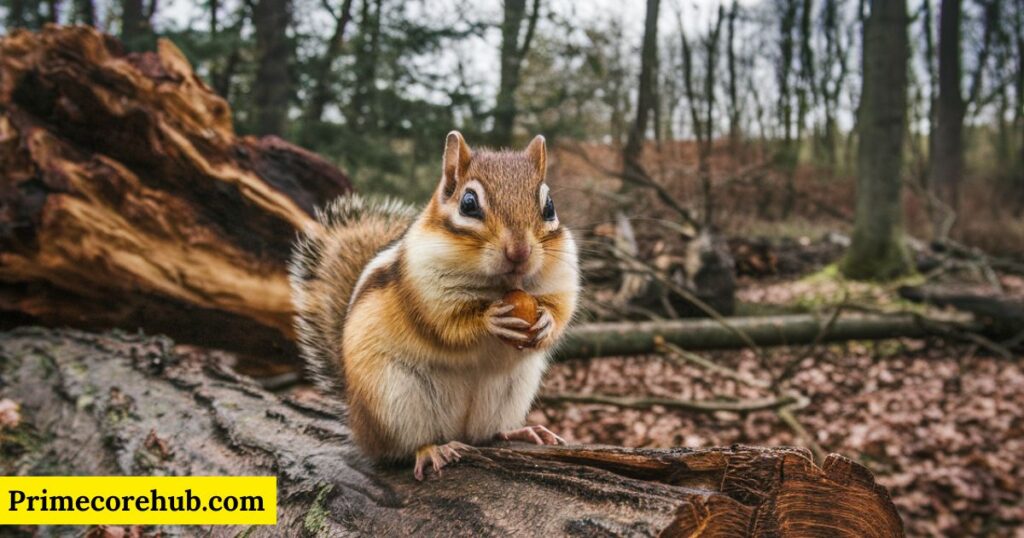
[[0, 328, 904, 537], [0, 26, 350, 359]]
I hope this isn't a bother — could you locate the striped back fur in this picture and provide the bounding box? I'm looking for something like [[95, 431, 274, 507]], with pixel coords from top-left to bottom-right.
[[289, 194, 417, 395]]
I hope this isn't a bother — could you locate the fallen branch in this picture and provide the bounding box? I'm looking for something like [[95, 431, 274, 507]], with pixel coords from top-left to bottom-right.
[[657, 340, 770, 389], [898, 285, 1024, 328], [556, 312, 980, 360], [539, 392, 799, 414]]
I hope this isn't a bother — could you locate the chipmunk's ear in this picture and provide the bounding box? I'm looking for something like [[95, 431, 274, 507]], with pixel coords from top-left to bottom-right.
[[441, 131, 472, 199], [525, 134, 547, 179]]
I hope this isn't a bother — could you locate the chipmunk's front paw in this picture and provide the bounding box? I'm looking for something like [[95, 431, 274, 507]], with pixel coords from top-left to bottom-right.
[[528, 307, 556, 349], [486, 301, 532, 346]]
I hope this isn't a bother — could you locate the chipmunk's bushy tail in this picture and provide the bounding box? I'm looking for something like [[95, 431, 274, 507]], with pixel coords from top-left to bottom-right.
[[289, 194, 417, 394]]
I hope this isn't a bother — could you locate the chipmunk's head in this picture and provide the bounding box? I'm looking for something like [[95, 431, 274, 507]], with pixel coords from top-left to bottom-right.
[[421, 131, 573, 287]]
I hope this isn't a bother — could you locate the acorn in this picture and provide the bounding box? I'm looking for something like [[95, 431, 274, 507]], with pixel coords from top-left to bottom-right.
[[501, 289, 538, 347]]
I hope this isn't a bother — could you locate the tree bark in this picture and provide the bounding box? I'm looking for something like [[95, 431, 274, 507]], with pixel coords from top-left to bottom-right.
[[621, 0, 659, 189], [726, 0, 741, 148], [74, 0, 95, 25], [0, 328, 906, 537], [120, 0, 152, 51], [775, 0, 799, 217], [252, 0, 292, 136], [303, 0, 355, 127], [0, 26, 351, 360], [347, 0, 382, 132], [931, 0, 964, 213], [840, 0, 913, 280], [492, 0, 541, 147]]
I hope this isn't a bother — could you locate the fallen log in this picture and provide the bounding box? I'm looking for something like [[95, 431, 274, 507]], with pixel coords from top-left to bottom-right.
[[898, 285, 1024, 334], [555, 312, 979, 360], [0, 26, 350, 359], [0, 328, 905, 537]]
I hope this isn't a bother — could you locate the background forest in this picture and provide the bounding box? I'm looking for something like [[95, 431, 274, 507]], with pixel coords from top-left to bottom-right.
[[2, 0, 1024, 536]]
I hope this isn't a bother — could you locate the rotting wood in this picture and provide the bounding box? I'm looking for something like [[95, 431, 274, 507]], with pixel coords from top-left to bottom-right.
[[0, 26, 350, 359]]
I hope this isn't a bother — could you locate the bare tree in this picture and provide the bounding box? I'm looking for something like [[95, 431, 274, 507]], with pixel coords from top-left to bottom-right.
[[841, 0, 913, 280], [304, 0, 356, 126], [775, 0, 799, 216], [931, 0, 1001, 216], [816, 0, 849, 166], [680, 6, 725, 225], [726, 0, 742, 148], [795, 0, 816, 148], [1017, 0, 1024, 187], [492, 0, 542, 146], [622, 0, 660, 189]]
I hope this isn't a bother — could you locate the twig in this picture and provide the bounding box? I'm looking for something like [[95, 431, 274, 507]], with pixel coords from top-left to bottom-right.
[[560, 142, 700, 228], [774, 300, 847, 387], [656, 340, 770, 390], [539, 392, 798, 414], [777, 405, 826, 463]]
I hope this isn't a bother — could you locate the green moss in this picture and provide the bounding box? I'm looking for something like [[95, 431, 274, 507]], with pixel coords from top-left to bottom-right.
[[0, 423, 46, 475], [302, 484, 334, 537], [839, 239, 915, 282]]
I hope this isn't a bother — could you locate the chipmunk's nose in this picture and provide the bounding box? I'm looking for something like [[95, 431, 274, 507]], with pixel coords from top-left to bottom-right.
[[504, 242, 533, 265]]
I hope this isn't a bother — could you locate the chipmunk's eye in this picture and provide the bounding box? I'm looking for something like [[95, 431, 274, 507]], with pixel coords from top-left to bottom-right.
[[542, 196, 556, 221], [459, 190, 483, 219]]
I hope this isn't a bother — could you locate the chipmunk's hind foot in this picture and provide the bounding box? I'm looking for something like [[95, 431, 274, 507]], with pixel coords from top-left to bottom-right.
[[413, 441, 474, 481], [496, 425, 566, 445]]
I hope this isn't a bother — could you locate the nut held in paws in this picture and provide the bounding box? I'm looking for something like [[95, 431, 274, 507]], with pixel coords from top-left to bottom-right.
[[501, 290, 538, 346], [502, 289, 539, 325]]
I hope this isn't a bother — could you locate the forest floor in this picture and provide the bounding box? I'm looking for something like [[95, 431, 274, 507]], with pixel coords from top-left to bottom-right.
[[532, 257, 1024, 537]]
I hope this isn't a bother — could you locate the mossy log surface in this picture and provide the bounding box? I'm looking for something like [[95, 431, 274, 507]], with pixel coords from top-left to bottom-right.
[[0, 328, 904, 537], [0, 26, 350, 359]]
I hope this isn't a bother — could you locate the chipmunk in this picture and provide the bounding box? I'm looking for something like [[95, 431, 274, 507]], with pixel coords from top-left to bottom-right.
[[290, 131, 579, 480]]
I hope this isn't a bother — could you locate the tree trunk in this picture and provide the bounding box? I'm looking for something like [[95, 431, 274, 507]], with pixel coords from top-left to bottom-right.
[[726, 0, 741, 149], [622, 0, 659, 188], [348, 0, 382, 132], [0, 26, 351, 361], [0, 328, 906, 537], [74, 0, 95, 25], [303, 0, 355, 127], [252, 0, 292, 136], [6, 0, 27, 27], [120, 0, 152, 51], [931, 0, 964, 214], [776, 0, 799, 217], [840, 0, 913, 280], [492, 0, 541, 147]]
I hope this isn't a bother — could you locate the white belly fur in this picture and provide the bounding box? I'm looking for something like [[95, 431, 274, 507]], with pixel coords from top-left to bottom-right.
[[377, 349, 547, 455]]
